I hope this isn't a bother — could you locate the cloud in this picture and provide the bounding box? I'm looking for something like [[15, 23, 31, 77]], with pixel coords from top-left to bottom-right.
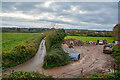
[[0, 12, 38, 20], [43, 1, 53, 8], [1, 2, 118, 31]]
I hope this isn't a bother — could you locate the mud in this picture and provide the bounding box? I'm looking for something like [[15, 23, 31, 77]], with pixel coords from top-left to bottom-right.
[[43, 44, 115, 78]]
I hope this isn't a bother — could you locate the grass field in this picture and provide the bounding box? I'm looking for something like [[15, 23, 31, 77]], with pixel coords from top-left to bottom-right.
[[2, 33, 41, 52], [65, 36, 114, 43]]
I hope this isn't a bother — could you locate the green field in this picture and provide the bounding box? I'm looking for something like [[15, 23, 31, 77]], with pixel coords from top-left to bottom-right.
[[2, 33, 41, 52], [65, 36, 114, 43]]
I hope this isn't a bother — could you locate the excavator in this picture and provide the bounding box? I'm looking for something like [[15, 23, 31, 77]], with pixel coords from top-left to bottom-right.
[[68, 41, 74, 48]]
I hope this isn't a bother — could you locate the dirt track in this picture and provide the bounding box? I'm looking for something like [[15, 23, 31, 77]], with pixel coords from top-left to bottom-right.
[[42, 44, 115, 78]]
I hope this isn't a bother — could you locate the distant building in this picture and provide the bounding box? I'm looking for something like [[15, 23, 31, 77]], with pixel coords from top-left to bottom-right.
[[113, 24, 120, 41], [95, 32, 98, 34]]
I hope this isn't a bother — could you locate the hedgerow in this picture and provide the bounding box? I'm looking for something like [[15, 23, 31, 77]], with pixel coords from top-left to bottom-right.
[[113, 45, 120, 64], [42, 29, 71, 69], [3, 71, 53, 79], [2, 34, 45, 68]]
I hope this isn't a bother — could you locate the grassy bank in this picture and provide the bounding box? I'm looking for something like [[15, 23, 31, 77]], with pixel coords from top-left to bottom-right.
[[2, 34, 45, 68], [42, 29, 71, 69], [65, 36, 114, 43], [2, 33, 41, 52]]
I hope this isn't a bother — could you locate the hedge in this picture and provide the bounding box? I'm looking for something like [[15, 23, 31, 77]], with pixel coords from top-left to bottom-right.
[[3, 71, 53, 79], [42, 43, 71, 69], [2, 34, 45, 68], [42, 29, 71, 69], [45, 29, 66, 52], [113, 45, 120, 64]]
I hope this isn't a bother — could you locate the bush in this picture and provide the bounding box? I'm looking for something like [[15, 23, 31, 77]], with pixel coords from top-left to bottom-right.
[[43, 44, 71, 69], [42, 29, 71, 69], [45, 29, 66, 52], [92, 73, 99, 77], [113, 45, 120, 64], [2, 34, 45, 68], [116, 56, 120, 63], [113, 45, 120, 57], [3, 71, 53, 79], [106, 71, 120, 78], [90, 71, 120, 78]]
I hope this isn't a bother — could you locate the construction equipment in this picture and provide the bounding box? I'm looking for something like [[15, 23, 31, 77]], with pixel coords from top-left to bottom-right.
[[103, 44, 114, 54], [68, 41, 74, 48]]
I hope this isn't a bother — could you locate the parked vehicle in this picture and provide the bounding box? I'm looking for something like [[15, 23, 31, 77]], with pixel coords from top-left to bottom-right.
[[93, 41, 97, 45], [89, 41, 93, 44], [103, 39, 107, 44], [103, 44, 114, 54], [97, 39, 107, 45], [98, 40, 103, 45]]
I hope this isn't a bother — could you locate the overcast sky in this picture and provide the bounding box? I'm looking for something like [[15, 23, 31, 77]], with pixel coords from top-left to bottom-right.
[[0, 2, 118, 31]]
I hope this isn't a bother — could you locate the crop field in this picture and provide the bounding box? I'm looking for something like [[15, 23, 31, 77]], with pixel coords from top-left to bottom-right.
[[65, 36, 114, 43], [2, 33, 41, 52]]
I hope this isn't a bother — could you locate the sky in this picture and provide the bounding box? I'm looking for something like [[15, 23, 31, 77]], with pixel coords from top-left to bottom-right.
[[0, 1, 118, 31]]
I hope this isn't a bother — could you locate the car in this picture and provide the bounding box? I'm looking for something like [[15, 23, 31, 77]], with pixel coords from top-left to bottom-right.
[[93, 41, 97, 45], [99, 40, 103, 45], [103, 44, 114, 54]]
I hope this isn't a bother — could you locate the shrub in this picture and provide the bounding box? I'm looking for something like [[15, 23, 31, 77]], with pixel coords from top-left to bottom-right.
[[106, 71, 120, 78], [90, 71, 120, 78], [113, 45, 120, 64], [116, 56, 120, 64], [106, 73, 116, 78], [2, 34, 45, 68], [3, 71, 53, 79], [92, 73, 99, 77], [113, 45, 120, 57], [43, 44, 71, 69], [45, 29, 66, 52]]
